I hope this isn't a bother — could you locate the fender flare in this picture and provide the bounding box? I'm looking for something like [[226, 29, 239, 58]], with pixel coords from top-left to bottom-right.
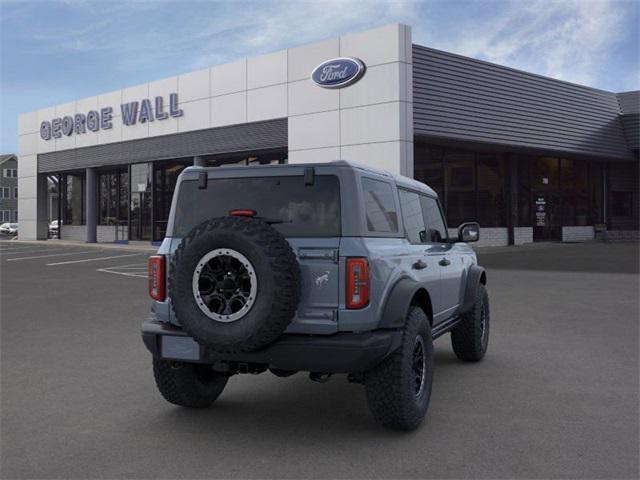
[[460, 265, 487, 314], [378, 278, 430, 329]]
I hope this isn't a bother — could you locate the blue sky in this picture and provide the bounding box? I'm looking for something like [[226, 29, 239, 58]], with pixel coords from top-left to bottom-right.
[[1, 0, 638, 153]]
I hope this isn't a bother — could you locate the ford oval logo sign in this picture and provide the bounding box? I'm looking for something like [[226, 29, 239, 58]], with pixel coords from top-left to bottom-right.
[[311, 57, 366, 89]]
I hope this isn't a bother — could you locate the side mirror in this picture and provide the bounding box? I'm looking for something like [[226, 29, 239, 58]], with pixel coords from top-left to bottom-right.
[[458, 222, 480, 242]]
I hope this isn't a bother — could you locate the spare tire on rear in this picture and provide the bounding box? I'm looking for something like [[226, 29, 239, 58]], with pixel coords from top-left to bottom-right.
[[170, 216, 301, 353]]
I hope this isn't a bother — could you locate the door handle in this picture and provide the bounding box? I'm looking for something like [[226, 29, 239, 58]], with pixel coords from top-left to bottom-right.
[[438, 257, 451, 267], [412, 259, 427, 270]]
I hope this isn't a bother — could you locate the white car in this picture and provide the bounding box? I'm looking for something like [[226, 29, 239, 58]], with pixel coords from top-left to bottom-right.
[[0, 223, 18, 236], [49, 220, 60, 238]]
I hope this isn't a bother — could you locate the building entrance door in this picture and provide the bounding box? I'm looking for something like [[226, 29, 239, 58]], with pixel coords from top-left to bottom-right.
[[532, 157, 561, 241], [130, 192, 151, 241]]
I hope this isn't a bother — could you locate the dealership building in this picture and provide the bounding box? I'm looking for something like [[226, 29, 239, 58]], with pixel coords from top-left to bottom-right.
[[17, 24, 639, 246]]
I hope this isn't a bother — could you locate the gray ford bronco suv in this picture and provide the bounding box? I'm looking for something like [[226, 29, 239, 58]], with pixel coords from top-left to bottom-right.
[[142, 161, 489, 430]]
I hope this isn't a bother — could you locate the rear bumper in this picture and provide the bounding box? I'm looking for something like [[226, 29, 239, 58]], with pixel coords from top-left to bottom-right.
[[141, 319, 402, 373]]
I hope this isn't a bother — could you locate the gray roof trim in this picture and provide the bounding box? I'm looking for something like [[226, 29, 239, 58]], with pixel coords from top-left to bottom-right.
[[413, 44, 633, 160], [37, 119, 287, 173], [0, 154, 17, 166]]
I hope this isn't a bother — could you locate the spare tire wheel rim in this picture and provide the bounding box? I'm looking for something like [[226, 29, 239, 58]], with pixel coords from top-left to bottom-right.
[[192, 248, 258, 323]]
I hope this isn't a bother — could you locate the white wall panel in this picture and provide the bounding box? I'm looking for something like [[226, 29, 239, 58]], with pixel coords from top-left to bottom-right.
[[98, 89, 122, 110], [341, 141, 404, 174], [122, 84, 148, 104], [179, 68, 210, 102], [341, 103, 401, 145], [178, 98, 211, 132], [18, 133, 38, 156], [247, 84, 287, 122], [248, 50, 287, 89], [17, 154, 37, 178], [288, 79, 339, 116], [211, 92, 246, 127], [289, 110, 340, 151], [211, 59, 246, 96], [288, 38, 339, 82], [288, 147, 340, 164], [149, 76, 178, 99], [340, 63, 401, 109]]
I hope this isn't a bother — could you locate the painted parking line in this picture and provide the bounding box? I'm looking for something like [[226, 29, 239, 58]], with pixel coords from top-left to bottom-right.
[[0, 246, 50, 253], [1, 248, 72, 256], [46, 253, 144, 266], [97, 263, 148, 278], [6, 250, 100, 262]]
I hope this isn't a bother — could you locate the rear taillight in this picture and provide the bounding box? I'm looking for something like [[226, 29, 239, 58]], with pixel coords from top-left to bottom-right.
[[148, 255, 165, 301], [346, 258, 369, 309]]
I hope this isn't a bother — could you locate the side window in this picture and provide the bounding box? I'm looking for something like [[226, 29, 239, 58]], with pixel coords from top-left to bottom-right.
[[420, 195, 448, 242], [361, 178, 398, 233], [399, 189, 427, 243]]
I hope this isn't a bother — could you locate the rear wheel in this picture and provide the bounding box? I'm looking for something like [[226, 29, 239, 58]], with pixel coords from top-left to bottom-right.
[[153, 359, 228, 408], [364, 306, 433, 430]]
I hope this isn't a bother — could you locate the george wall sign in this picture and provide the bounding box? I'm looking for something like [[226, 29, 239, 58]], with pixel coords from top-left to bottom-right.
[[40, 93, 184, 141], [311, 57, 366, 89]]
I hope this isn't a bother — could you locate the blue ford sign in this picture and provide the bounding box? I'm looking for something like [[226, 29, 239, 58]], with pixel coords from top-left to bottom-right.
[[311, 57, 366, 89]]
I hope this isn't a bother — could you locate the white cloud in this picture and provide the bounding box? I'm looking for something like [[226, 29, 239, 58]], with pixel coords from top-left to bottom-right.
[[414, 0, 636, 89]]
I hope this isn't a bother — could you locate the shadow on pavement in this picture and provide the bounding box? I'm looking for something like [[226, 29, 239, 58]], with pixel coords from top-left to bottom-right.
[[477, 242, 639, 274]]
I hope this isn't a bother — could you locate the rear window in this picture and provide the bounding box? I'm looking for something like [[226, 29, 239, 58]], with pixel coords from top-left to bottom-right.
[[172, 175, 341, 237]]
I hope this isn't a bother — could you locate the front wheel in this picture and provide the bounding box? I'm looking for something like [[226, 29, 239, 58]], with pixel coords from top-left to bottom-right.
[[153, 359, 228, 408], [364, 306, 434, 430], [451, 283, 490, 362]]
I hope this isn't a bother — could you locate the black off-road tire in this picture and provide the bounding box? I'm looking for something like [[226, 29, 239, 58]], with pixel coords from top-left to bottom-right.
[[170, 216, 301, 353], [451, 283, 490, 362], [364, 306, 434, 430], [153, 359, 228, 408]]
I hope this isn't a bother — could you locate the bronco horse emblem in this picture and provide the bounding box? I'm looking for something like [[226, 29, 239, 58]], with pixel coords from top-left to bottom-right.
[[315, 271, 330, 287]]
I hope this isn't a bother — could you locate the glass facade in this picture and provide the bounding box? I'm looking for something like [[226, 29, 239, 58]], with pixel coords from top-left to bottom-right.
[[61, 173, 85, 225], [414, 140, 624, 241], [98, 169, 128, 225]]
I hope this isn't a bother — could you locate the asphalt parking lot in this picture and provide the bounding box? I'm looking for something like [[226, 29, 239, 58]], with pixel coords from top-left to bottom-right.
[[1, 240, 638, 479]]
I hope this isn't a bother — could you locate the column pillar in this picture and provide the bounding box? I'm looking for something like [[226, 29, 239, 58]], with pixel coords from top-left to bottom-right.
[[85, 167, 97, 243], [193, 156, 206, 167], [36, 173, 49, 239], [506, 157, 518, 246]]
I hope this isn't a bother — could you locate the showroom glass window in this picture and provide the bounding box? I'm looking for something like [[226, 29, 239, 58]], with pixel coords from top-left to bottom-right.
[[61, 173, 85, 225], [477, 154, 506, 227], [414, 143, 507, 229], [98, 169, 128, 225]]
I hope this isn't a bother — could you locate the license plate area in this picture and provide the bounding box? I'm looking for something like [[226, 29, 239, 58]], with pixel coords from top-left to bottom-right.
[[161, 335, 201, 361]]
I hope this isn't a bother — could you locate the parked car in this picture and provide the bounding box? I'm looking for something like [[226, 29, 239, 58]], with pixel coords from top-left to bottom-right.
[[142, 161, 489, 430], [49, 220, 60, 238], [0, 223, 18, 236]]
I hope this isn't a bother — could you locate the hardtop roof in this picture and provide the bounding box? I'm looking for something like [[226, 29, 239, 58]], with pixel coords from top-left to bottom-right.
[[186, 160, 438, 198]]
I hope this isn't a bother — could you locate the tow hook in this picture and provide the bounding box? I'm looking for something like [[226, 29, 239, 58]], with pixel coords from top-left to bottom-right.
[[309, 372, 332, 383]]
